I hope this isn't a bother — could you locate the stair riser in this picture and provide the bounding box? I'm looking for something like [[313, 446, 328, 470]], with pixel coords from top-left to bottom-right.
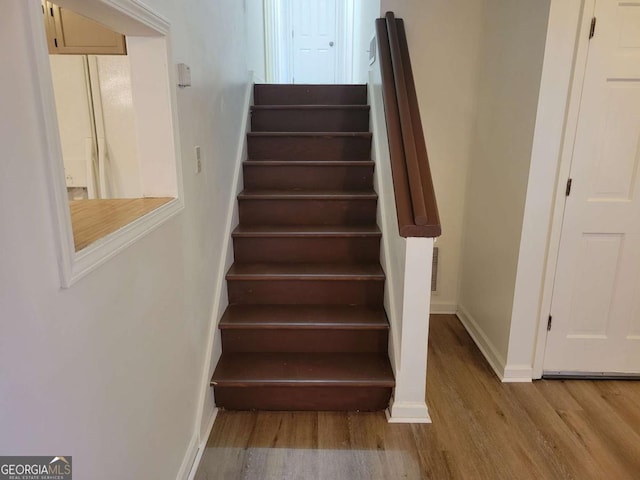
[[248, 136, 371, 161], [243, 164, 374, 191], [221, 329, 388, 353], [238, 199, 377, 226], [214, 386, 391, 411], [251, 109, 370, 133], [233, 236, 380, 263], [254, 84, 367, 106], [227, 279, 384, 305]]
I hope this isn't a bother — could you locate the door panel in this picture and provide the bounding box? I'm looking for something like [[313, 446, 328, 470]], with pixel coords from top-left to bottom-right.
[[544, 0, 640, 374], [292, 0, 337, 84]]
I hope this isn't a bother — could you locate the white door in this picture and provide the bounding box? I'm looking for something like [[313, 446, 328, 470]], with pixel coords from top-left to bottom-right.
[[544, 0, 640, 374], [292, 0, 337, 84]]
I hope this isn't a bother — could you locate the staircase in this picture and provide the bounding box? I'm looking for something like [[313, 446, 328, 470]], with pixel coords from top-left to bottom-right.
[[211, 84, 395, 411]]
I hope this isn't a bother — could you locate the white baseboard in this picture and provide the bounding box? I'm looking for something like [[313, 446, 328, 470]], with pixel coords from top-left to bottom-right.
[[385, 399, 431, 424], [176, 431, 199, 480], [502, 365, 533, 383], [456, 306, 533, 383], [186, 408, 218, 480], [190, 76, 252, 473], [456, 305, 507, 381], [430, 301, 458, 315]]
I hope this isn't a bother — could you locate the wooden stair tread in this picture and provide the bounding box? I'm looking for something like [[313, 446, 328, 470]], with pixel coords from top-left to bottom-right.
[[226, 263, 385, 280], [238, 190, 377, 200], [248, 132, 372, 138], [243, 160, 374, 166], [251, 105, 370, 111], [232, 225, 381, 238], [220, 305, 388, 329], [211, 352, 394, 387], [254, 84, 367, 106]]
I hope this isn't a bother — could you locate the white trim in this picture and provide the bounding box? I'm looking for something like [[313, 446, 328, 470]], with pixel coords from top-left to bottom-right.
[[26, 0, 75, 285], [430, 301, 457, 315], [531, 0, 594, 378], [368, 69, 402, 372], [176, 431, 199, 480], [390, 238, 434, 421], [26, 0, 184, 287], [337, 0, 355, 83], [71, 199, 183, 282], [192, 78, 252, 446], [502, 365, 533, 383], [185, 408, 218, 480], [264, 0, 282, 83], [285, 0, 294, 82], [456, 306, 507, 381], [56, 0, 170, 36], [385, 399, 431, 424]]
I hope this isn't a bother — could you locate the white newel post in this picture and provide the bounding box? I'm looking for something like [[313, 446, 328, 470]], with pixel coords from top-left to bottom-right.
[[386, 237, 434, 423]]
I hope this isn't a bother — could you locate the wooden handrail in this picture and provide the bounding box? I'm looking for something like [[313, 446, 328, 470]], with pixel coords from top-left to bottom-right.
[[376, 12, 441, 238]]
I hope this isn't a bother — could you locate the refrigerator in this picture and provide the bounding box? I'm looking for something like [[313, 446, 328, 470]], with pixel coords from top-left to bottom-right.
[[49, 54, 142, 200]]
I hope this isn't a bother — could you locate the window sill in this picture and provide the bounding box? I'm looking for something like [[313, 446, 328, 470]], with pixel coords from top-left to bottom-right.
[[62, 197, 183, 287], [70, 197, 174, 251]]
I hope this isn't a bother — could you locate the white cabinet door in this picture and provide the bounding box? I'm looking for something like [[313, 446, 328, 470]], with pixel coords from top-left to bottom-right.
[[292, 0, 337, 84], [544, 0, 640, 374]]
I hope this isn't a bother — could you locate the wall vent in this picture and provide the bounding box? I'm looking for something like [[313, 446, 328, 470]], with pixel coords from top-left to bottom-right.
[[431, 246, 439, 292]]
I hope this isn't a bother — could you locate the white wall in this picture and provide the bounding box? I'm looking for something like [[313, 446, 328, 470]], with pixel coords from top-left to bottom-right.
[[380, 0, 486, 313], [457, 0, 550, 379], [0, 1, 249, 480], [246, 0, 266, 82], [352, 0, 380, 84]]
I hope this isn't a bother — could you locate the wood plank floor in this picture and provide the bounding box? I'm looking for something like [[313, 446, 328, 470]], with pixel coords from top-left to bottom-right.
[[195, 314, 640, 480]]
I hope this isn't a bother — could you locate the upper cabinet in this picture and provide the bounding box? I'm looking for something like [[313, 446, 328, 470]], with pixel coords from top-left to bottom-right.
[[41, 1, 127, 55]]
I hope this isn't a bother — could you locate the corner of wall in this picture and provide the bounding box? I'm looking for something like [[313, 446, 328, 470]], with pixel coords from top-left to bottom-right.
[[184, 408, 218, 480], [456, 305, 507, 380]]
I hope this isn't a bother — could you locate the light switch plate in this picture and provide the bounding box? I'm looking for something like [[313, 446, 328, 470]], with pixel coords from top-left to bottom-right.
[[178, 63, 191, 88]]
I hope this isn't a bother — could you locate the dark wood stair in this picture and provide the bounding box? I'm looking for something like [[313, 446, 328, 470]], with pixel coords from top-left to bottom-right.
[[232, 225, 381, 263], [253, 84, 368, 106], [251, 105, 370, 132], [211, 84, 394, 411], [247, 132, 372, 161], [243, 160, 375, 191]]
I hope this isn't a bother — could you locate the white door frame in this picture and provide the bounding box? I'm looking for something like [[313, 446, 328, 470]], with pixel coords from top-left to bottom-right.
[[264, 0, 354, 83], [530, 0, 596, 378]]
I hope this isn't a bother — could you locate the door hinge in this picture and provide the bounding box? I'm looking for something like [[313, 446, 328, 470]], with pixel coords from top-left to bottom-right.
[[565, 178, 573, 196], [589, 17, 596, 39], [547, 315, 553, 332]]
